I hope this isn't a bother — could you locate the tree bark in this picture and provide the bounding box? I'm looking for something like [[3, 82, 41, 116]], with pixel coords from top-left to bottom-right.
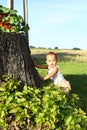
[[0, 32, 42, 88]]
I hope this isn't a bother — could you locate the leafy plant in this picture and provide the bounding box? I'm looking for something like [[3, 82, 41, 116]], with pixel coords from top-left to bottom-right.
[[0, 5, 29, 33], [0, 75, 87, 129]]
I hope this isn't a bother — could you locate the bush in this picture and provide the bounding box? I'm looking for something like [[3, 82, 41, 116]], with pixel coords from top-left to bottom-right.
[[0, 75, 87, 130]]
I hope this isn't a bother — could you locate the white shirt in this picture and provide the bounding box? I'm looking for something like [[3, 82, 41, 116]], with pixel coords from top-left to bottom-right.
[[48, 66, 64, 85]]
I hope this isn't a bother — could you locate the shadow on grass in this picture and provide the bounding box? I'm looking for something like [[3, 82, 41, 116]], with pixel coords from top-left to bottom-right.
[[64, 74, 87, 112]]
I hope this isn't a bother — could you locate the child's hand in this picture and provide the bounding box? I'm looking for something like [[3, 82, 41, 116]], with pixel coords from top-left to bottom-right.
[[40, 76, 44, 80], [38, 75, 44, 80]]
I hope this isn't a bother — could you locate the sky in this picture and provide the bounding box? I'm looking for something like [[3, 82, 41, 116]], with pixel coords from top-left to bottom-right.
[[0, 0, 87, 50]]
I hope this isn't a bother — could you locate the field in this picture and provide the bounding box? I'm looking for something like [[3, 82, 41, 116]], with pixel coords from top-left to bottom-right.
[[30, 48, 87, 112], [30, 48, 87, 62]]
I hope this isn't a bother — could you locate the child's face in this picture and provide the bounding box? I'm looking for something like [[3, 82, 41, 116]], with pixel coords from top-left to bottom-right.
[[46, 54, 57, 68]]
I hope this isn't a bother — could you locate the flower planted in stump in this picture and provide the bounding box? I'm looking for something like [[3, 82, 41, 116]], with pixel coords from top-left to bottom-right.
[[0, 5, 29, 33]]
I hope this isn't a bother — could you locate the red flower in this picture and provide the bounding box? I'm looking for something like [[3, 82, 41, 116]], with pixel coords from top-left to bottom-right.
[[8, 24, 11, 29], [0, 22, 2, 26], [0, 14, 2, 21], [4, 25, 8, 30], [5, 20, 9, 24]]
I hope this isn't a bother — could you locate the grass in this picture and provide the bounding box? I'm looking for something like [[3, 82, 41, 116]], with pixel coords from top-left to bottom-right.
[[30, 48, 87, 112], [59, 62, 87, 112]]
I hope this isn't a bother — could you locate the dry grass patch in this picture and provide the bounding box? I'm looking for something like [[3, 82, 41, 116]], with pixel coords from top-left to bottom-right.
[[30, 48, 87, 62]]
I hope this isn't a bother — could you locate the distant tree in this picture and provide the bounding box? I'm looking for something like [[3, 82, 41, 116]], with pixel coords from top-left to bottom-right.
[[38, 47, 46, 49], [54, 47, 59, 49], [72, 47, 81, 50], [30, 46, 36, 48], [48, 47, 52, 50]]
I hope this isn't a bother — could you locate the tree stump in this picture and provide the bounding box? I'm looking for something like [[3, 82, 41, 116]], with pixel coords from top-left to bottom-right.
[[0, 32, 42, 88]]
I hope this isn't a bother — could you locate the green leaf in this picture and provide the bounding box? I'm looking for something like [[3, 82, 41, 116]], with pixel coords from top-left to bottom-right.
[[15, 115, 21, 122], [9, 17, 15, 24], [0, 87, 5, 91], [9, 107, 22, 114], [15, 91, 23, 97], [65, 115, 73, 125], [5, 96, 13, 105], [0, 110, 5, 118]]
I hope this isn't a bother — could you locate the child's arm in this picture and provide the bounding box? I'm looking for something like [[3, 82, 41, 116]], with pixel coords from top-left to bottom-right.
[[43, 67, 58, 80], [34, 61, 48, 69]]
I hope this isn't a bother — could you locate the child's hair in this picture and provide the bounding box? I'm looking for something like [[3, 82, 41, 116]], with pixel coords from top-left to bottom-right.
[[45, 52, 58, 61]]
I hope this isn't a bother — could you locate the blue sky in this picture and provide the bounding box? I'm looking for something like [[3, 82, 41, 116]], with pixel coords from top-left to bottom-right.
[[0, 0, 87, 50]]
